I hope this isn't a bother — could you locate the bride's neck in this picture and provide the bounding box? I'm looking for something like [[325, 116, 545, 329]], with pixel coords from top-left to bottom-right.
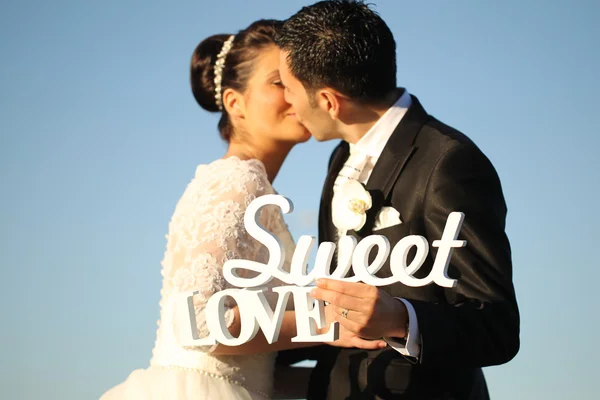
[[224, 140, 293, 183]]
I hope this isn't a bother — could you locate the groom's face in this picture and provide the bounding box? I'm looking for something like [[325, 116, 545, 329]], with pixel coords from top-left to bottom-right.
[[279, 51, 336, 141]]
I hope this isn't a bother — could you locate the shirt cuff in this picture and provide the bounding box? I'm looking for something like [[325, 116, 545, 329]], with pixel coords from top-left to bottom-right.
[[384, 298, 421, 358]]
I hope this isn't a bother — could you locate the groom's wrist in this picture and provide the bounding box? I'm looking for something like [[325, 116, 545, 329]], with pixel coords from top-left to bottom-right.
[[385, 299, 409, 339]]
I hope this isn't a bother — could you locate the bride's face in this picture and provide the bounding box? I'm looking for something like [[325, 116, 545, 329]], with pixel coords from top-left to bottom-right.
[[241, 45, 310, 144]]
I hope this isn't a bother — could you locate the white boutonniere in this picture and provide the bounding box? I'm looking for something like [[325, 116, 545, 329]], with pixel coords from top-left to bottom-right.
[[332, 180, 372, 231]]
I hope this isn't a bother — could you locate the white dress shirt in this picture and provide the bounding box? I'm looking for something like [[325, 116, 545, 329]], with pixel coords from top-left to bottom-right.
[[332, 89, 421, 358]]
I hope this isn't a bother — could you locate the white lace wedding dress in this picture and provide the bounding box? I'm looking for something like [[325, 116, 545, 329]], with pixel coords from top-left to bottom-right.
[[101, 157, 296, 400]]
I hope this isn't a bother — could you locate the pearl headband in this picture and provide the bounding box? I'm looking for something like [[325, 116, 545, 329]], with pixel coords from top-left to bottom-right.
[[213, 35, 235, 111]]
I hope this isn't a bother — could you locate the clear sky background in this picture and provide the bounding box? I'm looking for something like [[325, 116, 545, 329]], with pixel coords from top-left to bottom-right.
[[1, 1, 599, 399]]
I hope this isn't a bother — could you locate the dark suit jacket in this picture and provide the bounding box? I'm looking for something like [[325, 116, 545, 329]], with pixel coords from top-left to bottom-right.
[[277, 94, 520, 400]]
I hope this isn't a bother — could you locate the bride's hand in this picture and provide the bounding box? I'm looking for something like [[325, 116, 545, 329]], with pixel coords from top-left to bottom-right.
[[319, 304, 387, 350]]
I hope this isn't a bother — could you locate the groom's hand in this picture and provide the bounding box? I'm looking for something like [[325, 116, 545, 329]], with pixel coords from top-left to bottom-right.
[[319, 304, 387, 350], [312, 278, 408, 340]]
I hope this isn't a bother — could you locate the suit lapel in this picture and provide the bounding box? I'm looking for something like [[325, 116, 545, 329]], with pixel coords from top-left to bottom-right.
[[353, 95, 430, 237]]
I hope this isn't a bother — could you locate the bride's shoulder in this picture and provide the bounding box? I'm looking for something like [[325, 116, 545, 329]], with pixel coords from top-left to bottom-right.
[[193, 156, 271, 195]]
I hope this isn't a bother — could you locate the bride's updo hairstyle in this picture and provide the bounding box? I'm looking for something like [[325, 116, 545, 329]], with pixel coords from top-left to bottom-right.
[[190, 19, 282, 141]]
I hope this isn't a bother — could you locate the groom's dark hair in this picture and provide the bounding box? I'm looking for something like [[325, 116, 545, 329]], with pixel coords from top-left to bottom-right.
[[276, 0, 396, 104]]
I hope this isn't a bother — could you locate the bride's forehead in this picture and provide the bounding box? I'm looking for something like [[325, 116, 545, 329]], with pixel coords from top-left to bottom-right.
[[248, 51, 281, 79], [253, 46, 281, 66]]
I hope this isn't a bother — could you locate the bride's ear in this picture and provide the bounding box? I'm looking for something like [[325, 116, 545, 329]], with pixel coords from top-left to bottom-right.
[[318, 89, 342, 120], [222, 88, 245, 119]]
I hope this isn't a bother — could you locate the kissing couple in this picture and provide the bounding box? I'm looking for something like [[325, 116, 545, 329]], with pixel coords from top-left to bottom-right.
[[101, 1, 520, 399]]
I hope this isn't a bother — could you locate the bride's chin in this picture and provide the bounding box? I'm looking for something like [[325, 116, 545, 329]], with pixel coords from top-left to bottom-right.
[[299, 134, 311, 143], [299, 131, 312, 143], [282, 120, 311, 141], [286, 130, 311, 144]]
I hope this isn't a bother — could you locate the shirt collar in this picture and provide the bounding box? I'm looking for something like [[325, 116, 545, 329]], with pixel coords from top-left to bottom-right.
[[351, 89, 412, 159]]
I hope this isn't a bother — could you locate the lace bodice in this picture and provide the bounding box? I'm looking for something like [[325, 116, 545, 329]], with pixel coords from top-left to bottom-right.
[[150, 157, 296, 397]]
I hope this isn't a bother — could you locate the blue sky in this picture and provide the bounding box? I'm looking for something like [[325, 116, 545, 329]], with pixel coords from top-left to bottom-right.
[[1, 0, 598, 399]]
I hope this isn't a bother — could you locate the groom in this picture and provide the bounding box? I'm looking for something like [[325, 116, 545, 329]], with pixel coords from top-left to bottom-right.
[[275, 1, 520, 399]]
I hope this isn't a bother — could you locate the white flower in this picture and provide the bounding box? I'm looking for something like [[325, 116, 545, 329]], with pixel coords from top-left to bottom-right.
[[332, 179, 372, 231]]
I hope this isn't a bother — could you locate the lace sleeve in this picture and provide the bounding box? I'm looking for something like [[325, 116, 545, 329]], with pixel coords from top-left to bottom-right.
[[164, 160, 273, 352]]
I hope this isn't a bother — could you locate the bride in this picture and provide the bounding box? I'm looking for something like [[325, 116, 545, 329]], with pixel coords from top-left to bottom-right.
[[100, 19, 385, 400]]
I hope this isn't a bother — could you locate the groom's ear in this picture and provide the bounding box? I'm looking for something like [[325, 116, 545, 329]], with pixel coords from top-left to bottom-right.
[[222, 88, 245, 119], [318, 89, 341, 120]]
